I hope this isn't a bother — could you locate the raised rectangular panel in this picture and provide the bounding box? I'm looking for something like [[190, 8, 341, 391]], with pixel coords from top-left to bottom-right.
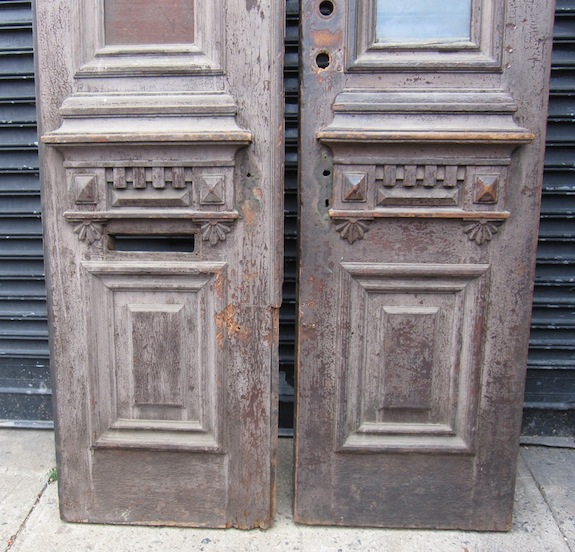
[[83, 261, 226, 452], [110, 188, 191, 208], [130, 304, 185, 407], [337, 263, 489, 454], [379, 307, 438, 411]]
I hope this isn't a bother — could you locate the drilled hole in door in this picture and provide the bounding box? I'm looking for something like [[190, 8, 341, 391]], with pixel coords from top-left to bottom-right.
[[315, 52, 331, 69], [319, 1, 334, 16]]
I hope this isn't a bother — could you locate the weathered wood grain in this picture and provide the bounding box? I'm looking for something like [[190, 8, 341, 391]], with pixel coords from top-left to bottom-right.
[[35, 0, 283, 528]]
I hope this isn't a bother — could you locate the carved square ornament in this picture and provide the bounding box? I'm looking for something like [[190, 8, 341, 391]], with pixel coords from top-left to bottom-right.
[[200, 175, 226, 205], [343, 172, 368, 202], [74, 174, 98, 204], [474, 174, 499, 204]]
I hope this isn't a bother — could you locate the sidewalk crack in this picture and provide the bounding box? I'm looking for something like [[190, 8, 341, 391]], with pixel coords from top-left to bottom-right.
[[521, 447, 574, 552], [4, 478, 52, 552]]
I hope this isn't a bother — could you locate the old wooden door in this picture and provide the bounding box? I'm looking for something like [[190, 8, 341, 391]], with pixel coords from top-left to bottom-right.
[[295, 0, 555, 530], [35, 1, 283, 528]]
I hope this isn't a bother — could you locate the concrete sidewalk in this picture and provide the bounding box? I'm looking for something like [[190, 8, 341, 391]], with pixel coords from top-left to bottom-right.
[[1, 430, 573, 552]]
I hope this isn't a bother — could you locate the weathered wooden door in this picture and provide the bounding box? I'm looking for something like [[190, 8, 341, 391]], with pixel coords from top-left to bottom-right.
[[295, 0, 555, 529], [35, 2, 283, 528]]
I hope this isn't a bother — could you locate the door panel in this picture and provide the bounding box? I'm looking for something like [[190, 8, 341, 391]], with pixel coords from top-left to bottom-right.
[[295, 0, 555, 529], [35, 1, 283, 528]]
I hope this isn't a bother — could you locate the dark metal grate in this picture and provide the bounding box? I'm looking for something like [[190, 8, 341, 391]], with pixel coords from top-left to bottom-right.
[[524, 0, 575, 423], [0, 0, 51, 426], [278, 0, 299, 433]]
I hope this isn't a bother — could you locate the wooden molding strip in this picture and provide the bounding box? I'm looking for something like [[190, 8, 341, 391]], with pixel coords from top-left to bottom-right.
[[64, 210, 240, 221], [329, 209, 511, 220]]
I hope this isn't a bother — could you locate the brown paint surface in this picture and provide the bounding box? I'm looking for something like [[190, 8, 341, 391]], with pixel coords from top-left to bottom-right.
[[104, 0, 195, 45]]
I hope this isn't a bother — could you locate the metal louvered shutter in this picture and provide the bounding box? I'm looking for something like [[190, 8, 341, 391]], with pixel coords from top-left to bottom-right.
[[278, 0, 299, 433], [0, 0, 51, 427], [522, 0, 575, 435]]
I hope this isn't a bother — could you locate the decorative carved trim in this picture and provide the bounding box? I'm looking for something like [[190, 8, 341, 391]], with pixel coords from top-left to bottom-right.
[[463, 219, 504, 245], [473, 174, 499, 204], [380, 164, 466, 189], [64, 210, 239, 222], [318, 90, 534, 146], [105, 166, 192, 190], [335, 219, 372, 244], [73, 220, 104, 244], [200, 221, 232, 246], [329, 209, 510, 220], [67, 215, 238, 247]]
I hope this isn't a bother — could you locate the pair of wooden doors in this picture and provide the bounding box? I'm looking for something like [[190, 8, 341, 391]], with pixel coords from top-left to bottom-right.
[[36, 0, 554, 530]]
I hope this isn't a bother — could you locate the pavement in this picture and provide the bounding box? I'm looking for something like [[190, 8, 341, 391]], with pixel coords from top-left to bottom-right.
[[1, 430, 573, 552]]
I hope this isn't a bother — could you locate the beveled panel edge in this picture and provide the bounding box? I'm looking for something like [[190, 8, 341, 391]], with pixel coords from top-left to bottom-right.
[[93, 430, 221, 453], [340, 434, 473, 455], [82, 260, 228, 453], [335, 262, 490, 455]]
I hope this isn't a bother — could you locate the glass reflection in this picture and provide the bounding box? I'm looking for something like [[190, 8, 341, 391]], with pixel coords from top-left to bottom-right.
[[376, 0, 472, 43]]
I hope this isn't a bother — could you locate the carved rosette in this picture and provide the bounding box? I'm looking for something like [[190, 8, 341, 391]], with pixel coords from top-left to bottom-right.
[[463, 220, 504, 245], [73, 221, 104, 244], [335, 219, 371, 244], [200, 221, 232, 246]]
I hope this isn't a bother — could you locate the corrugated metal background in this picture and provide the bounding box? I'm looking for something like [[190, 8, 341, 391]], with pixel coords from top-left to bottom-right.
[[522, 0, 575, 435], [0, 0, 573, 433], [0, 0, 51, 427]]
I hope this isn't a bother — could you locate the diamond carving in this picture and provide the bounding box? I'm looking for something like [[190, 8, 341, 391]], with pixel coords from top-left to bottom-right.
[[342, 173, 367, 202], [74, 174, 98, 204], [473, 174, 499, 204], [200, 175, 225, 205]]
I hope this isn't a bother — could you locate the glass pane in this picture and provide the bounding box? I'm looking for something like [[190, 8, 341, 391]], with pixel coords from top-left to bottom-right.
[[376, 0, 472, 43], [104, 0, 195, 46]]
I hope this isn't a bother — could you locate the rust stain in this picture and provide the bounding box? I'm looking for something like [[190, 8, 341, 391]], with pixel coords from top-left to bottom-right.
[[215, 304, 250, 345], [311, 28, 342, 48], [213, 270, 226, 299], [241, 201, 259, 226]]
